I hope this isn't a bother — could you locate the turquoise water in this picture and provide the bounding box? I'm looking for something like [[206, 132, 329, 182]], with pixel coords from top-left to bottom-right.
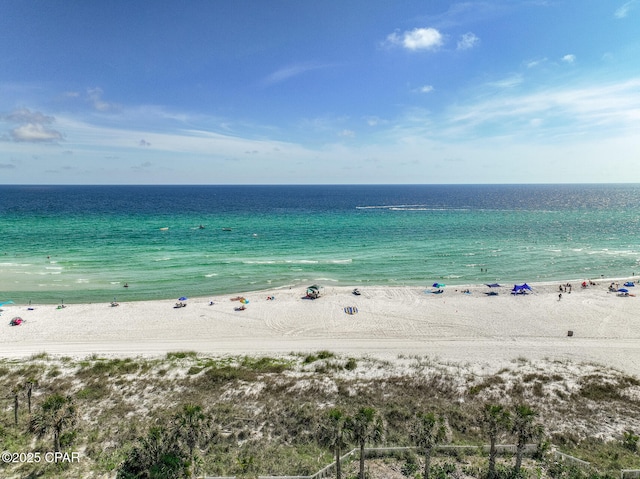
[[1, 184, 639, 304]]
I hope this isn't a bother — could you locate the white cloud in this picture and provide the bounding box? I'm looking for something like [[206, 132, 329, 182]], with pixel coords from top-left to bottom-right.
[[457, 32, 479, 50], [386, 27, 443, 51], [364, 116, 381, 126], [525, 58, 547, 69], [87, 87, 116, 111], [4, 108, 64, 142], [10, 123, 64, 142], [562, 54, 576, 64], [339, 129, 355, 138], [614, 0, 638, 18], [419, 85, 434, 93]]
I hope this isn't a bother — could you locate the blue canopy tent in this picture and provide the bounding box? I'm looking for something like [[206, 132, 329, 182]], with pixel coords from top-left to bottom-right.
[[511, 283, 532, 294]]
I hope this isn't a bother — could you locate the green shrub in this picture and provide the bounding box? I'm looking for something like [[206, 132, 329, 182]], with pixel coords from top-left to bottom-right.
[[166, 351, 198, 360], [401, 456, 419, 476], [622, 430, 639, 452]]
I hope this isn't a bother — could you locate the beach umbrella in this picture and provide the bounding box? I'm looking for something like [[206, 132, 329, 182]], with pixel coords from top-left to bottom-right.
[[432, 283, 446, 288], [618, 288, 629, 293], [178, 296, 188, 301]]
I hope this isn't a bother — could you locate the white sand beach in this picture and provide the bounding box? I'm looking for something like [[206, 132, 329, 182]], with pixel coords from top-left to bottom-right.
[[2, 280, 639, 376]]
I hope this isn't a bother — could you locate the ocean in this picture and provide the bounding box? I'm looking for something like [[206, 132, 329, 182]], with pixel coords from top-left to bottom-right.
[[1, 184, 639, 304]]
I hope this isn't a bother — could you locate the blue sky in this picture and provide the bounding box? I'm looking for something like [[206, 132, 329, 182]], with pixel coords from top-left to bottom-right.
[[1, 0, 639, 184]]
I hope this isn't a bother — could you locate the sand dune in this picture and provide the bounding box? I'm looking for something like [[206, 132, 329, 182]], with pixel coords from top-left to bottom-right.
[[2, 280, 639, 376]]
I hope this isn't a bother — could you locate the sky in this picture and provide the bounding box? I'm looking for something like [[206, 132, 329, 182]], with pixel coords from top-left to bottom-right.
[[1, 0, 639, 185]]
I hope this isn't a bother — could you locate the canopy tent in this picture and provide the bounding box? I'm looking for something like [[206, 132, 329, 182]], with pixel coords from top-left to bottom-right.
[[306, 285, 323, 299], [511, 283, 532, 294]]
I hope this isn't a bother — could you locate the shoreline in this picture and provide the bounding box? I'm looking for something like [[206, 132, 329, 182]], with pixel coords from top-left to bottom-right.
[[2, 273, 638, 306], [2, 278, 639, 377]]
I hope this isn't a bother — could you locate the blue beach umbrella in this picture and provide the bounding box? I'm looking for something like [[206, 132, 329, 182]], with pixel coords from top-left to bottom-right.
[[618, 288, 629, 293], [178, 296, 188, 301], [432, 283, 446, 288]]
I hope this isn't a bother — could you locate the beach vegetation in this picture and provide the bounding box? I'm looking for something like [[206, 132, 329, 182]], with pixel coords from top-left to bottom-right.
[[29, 351, 50, 360], [29, 393, 78, 453], [187, 365, 203, 375], [166, 350, 199, 360], [345, 406, 384, 479], [482, 404, 511, 479], [512, 404, 544, 474], [239, 355, 292, 373], [622, 429, 638, 452], [303, 349, 336, 363], [411, 412, 448, 479], [1, 354, 640, 478], [317, 408, 349, 479], [345, 357, 358, 370]]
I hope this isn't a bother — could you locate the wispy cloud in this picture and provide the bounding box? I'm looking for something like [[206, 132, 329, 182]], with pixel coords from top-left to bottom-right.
[[385, 27, 443, 51], [562, 54, 576, 64], [263, 62, 328, 85], [525, 58, 547, 69], [418, 85, 434, 93], [457, 32, 479, 50], [487, 74, 523, 89], [444, 78, 640, 140], [614, 0, 638, 18]]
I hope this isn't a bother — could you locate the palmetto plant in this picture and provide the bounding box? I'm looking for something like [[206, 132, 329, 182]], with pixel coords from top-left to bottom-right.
[[117, 426, 185, 479], [411, 412, 447, 479], [29, 393, 77, 452], [319, 408, 348, 479], [171, 403, 212, 479], [345, 407, 384, 479], [512, 404, 543, 474], [482, 403, 511, 479]]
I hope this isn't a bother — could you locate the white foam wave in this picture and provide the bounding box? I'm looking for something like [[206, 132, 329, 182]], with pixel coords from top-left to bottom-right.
[[356, 204, 469, 211], [356, 204, 428, 209]]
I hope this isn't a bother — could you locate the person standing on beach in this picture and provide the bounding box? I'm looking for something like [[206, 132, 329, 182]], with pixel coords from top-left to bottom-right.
[[558, 293, 562, 301]]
